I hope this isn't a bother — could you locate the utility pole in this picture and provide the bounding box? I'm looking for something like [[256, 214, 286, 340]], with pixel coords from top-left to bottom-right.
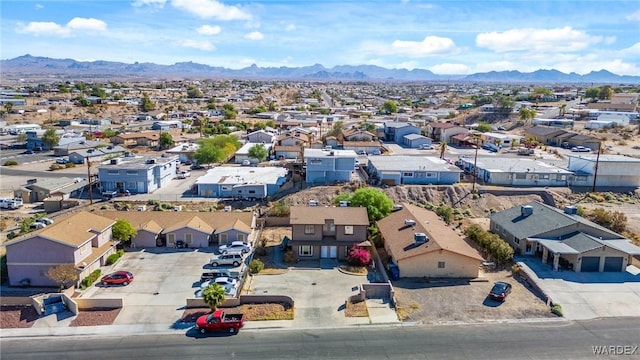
[[471, 135, 480, 193], [86, 156, 93, 204], [591, 143, 601, 193]]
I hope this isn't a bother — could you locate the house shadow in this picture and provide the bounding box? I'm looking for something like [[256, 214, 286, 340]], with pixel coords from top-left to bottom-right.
[[518, 257, 640, 284], [184, 327, 237, 338], [55, 310, 75, 321], [392, 277, 472, 290]]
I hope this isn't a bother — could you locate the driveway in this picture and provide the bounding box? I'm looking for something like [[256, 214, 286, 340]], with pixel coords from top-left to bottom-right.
[[82, 248, 222, 325], [249, 261, 392, 327], [518, 258, 640, 320]]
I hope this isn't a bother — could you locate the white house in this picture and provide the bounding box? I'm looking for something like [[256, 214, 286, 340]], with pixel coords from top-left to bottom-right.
[[567, 154, 640, 188]]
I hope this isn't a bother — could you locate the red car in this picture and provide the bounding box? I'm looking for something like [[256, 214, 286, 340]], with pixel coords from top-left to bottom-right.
[[101, 271, 134, 286]]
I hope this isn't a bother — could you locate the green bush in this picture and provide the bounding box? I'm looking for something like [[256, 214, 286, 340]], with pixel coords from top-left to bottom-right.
[[3, 160, 18, 166], [551, 304, 563, 317], [249, 259, 265, 274], [49, 164, 63, 171], [465, 224, 514, 264], [81, 269, 102, 289], [64, 162, 76, 168], [106, 253, 121, 265]]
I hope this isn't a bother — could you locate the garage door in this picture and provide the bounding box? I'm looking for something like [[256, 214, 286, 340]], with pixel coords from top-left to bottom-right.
[[580, 256, 600, 272], [603, 257, 623, 272], [320, 246, 337, 259]]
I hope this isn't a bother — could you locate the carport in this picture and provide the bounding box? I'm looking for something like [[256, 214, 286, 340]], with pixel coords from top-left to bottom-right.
[[536, 239, 580, 272]]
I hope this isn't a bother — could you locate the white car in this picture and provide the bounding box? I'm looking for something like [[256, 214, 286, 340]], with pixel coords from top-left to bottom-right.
[[219, 241, 251, 254], [35, 217, 54, 225], [200, 277, 238, 289]]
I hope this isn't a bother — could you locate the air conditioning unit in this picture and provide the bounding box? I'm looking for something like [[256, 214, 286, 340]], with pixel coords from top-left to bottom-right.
[[404, 219, 416, 227], [414, 232, 429, 245]]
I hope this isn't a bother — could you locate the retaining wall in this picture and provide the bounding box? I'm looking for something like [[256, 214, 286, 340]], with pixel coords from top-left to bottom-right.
[[186, 294, 294, 309]]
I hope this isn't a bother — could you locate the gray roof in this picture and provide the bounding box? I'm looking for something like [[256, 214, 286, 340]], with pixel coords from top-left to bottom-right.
[[561, 232, 604, 252], [403, 133, 428, 140], [26, 177, 79, 192], [98, 155, 177, 170], [534, 239, 580, 254], [71, 145, 126, 158], [604, 240, 640, 255], [525, 126, 566, 136], [384, 122, 418, 129], [567, 154, 640, 163], [465, 157, 572, 174], [368, 155, 461, 173]]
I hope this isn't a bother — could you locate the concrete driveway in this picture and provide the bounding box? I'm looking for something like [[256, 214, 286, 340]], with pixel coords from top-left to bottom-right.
[[82, 248, 220, 325], [518, 258, 640, 320], [249, 261, 396, 328]]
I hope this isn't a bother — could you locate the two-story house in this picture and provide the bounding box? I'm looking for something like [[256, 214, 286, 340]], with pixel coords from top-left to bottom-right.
[[5, 212, 117, 287], [425, 123, 469, 143], [273, 131, 310, 160], [98, 155, 178, 194], [383, 122, 421, 144], [289, 206, 369, 260], [304, 148, 357, 184]]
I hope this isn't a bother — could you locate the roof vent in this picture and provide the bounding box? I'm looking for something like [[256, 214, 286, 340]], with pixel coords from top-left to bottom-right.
[[521, 205, 534, 217], [404, 219, 416, 227], [146, 159, 156, 164], [564, 205, 578, 215], [414, 232, 429, 245], [110, 158, 119, 165]]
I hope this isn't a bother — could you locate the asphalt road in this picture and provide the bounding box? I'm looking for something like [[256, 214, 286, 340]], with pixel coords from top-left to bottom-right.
[[1, 318, 638, 360]]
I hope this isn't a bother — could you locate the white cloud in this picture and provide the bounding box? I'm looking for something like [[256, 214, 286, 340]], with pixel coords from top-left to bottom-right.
[[196, 25, 221, 35], [625, 9, 640, 22], [177, 39, 215, 51], [66, 18, 108, 32], [35, 4, 44, 9], [285, 23, 296, 31], [171, 0, 252, 21], [361, 36, 458, 58], [132, 0, 167, 7], [17, 17, 108, 37], [429, 63, 471, 74], [620, 42, 640, 56], [604, 36, 616, 45], [476, 27, 601, 53], [244, 31, 264, 40]]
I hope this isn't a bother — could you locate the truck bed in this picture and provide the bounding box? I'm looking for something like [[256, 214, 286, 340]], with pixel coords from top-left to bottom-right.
[[222, 313, 244, 322]]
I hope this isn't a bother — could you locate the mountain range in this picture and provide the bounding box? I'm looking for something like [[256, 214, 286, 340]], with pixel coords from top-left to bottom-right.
[[2, 55, 639, 84]]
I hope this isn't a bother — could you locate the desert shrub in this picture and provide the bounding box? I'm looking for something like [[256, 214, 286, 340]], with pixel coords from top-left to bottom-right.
[[463, 208, 474, 217], [64, 162, 76, 168], [435, 204, 454, 224], [81, 269, 102, 289], [272, 199, 290, 217], [249, 259, 264, 274], [346, 246, 371, 267], [586, 208, 627, 233], [49, 164, 63, 171], [465, 224, 514, 264], [551, 304, 563, 317], [3, 160, 18, 166]]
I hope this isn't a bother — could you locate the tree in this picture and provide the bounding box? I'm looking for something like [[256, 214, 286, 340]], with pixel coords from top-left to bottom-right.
[[187, 85, 203, 98], [325, 120, 344, 137], [248, 144, 268, 162], [476, 122, 492, 133], [91, 86, 107, 99], [112, 219, 137, 243], [346, 246, 371, 267], [194, 140, 223, 167], [202, 283, 226, 310], [382, 100, 398, 114], [344, 188, 393, 222], [496, 96, 514, 115], [438, 142, 447, 159], [47, 263, 78, 290], [587, 208, 627, 234], [158, 131, 174, 150], [598, 85, 614, 100], [519, 108, 536, 126], [42, 128, 60, 148], [222, 103, 237, 119], [585, 87, 600, 100], [16, 133, 27, 143], [140, 93, 155, 112], [531, 87, 553, 97], [3, 102, 14, 114]]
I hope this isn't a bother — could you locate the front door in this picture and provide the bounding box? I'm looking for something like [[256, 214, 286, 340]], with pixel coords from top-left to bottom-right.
[[321, 246, 337, 259]]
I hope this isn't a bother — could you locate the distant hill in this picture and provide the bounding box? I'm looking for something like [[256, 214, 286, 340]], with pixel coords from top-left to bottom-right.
[[2, 54, 639, 83]]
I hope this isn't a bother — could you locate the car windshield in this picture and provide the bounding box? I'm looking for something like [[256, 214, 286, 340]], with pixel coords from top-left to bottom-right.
[[492, 284, 506, 292]]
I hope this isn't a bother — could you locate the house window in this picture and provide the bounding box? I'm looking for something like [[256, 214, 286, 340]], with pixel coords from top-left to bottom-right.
[[108, 170, 119, 175], [304, 225, 315, 235], [403, 172, 414, 177], [126, 182, 136, 188], [515, 238, 520, 244], [221, 186, 232, 191], [438, 261, 445, 269], [185, 233, 192, 244], [310, 159, 322, 165], [344, 226, 354, 235], [576, 176, 587, 182], [219, 233, 228, 243], [248, 190, 255, 194], [515, 173, 526, 180], [299, 245, 313, 257], [541, 174, 549, 179], [426, 173, 435, 177], [237, 233, 245, 242], [126, 170, 138, 175], [167, 233, 175, 245]]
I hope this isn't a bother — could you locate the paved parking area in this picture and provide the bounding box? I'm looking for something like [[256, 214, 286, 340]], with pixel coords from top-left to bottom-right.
[[82, 248, 238, 325], [518, 258, 640, 320]]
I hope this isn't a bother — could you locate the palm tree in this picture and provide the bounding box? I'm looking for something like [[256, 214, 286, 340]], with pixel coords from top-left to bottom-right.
[[438, 142, 447, 159], [202, 283, 226, 311], [559, 104, 567, 117], [519, 108, 536, 126]]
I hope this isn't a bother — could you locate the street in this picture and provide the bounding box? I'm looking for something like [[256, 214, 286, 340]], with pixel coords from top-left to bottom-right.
[[1, 318, 638, 359]]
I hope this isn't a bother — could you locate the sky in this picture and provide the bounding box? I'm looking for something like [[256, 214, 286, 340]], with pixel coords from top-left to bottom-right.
[[1, 0, 639, 75]]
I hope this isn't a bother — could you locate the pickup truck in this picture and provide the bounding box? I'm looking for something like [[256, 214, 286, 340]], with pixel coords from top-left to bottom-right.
[[195, 310, 245, 334]]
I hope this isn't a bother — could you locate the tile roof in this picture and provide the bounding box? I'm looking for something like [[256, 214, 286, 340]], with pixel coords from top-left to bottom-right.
[[377, 203, 483, 262], [289, 206, 369, 226]]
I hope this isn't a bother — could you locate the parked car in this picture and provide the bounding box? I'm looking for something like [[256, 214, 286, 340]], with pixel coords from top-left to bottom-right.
[[55, 158, 69, 164], [201, 276, 238, 289], [177, 170, 191, 179], [29, 222, 47, 230], [219, 241, 251, 254], [241, 159, 251, 166], [200, 270, 232, 282], [190, 164, 205, 170], [488, 281, 512, 301], [35, 217, 54, 226], [571, 146, 591, 152], [195, 310, 245, 334], [418, 144, 434, 150], [101, 271, 134, 286], [210, 253, 244, 267]]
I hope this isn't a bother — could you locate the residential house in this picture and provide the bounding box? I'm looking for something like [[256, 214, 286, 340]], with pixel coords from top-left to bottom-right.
[[234, 142, 273, 165], [426, 123, 469, 143], [456, 157, 573, 187], [524, 126, 568, 146], [289, 206, 369, 260], [383, 122, 421, 143], [100, 211, 255, 248], [532, 118, 574, 128], [340, 128, 376, 142], [273, 131, 310, 160], [490, 202, 640, 272], [367, 155, 461, 186], [480, 132, 523, 149], [97, 155, 178, 194], [304, 148, 357, 184], [402, 134, 432, 148], [166, 142, 199, 164], [195, 166, 288, 199], [52, 139, 103, 156], [69, 145, 125, 164], [5, 212, 117, 287], [378, 203, 484, 278], [14, 177, 88, 204], [111, 132, 161, 148], [246, 129, 278, 144], [567, 154, 640, 188]]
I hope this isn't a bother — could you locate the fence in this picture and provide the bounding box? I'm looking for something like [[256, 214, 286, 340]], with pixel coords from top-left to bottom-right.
[[186, 294, 294, 309]]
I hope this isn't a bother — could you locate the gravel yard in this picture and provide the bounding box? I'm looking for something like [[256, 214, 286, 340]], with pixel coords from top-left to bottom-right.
[[69, 308, 121, 327], [0, 306, 39, 328], [393, 270, 554, 324]]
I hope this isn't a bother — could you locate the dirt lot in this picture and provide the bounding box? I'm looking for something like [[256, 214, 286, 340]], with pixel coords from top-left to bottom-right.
[[69, 308, 121, 327], [393, 270, 554, 324], [181, 303, 293, 322], [0, 305, 39, 328]]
